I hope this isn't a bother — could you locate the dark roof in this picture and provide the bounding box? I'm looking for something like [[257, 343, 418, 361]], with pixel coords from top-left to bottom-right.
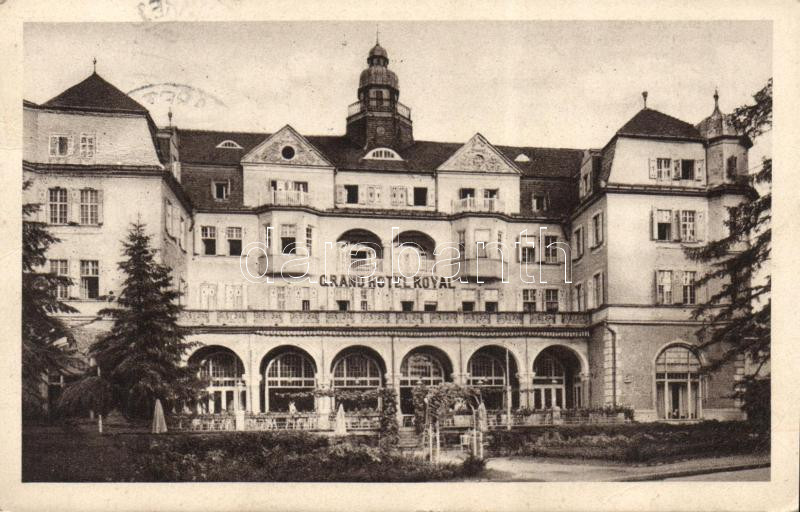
[[181, 164, 245, 211], [42, 72, 149, 114], [617, 108, 703, 141], [176, 129, 583, 178]]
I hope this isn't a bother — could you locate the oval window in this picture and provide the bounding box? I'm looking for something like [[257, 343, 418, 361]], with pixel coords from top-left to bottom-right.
[[281, 146, 295, 160]]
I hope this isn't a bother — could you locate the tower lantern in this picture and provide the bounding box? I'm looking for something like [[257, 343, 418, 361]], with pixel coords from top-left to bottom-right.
[[346, 39, 413, 150]]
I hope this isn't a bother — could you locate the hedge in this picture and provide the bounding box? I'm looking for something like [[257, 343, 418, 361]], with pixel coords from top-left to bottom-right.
[[487, 421, 768, 463]]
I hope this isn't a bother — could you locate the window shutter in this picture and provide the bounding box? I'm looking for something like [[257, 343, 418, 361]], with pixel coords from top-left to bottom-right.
[[536, 289, 544, 312], [69, 189, 80, 224], [672, 210, 682, 241], [427, 187, 434, 208], [358, 187, 366, 205], [97, 189, 104, 225], [217, 223, 226, 253], [673, 159, 681, 181], [374, 186, 382, 204], [696, 211, 706, 241], [695, 160, 704, 182], [587, 279, 594, 309], [67, 136, 75, 156], [194, 225, 202, 255], [650, 206, 658, 240], [515, 236, 521, 263], [558, 288, 566, 311], [587, 219, 595, 248], [673, 270, 684, 304], [406, 187, 414, 206], [654, 270, 660, 304], [648, 158, 657, 179], [597, 213, 604, 244], [335, 185, 345, 204]]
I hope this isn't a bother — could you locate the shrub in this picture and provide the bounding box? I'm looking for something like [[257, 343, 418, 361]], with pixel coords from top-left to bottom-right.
[[461, 455, 486, 477]]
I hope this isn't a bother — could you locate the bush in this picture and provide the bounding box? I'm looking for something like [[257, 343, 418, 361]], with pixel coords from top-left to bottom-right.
[[487, 421, 768, 463], [461, 455, 486, 477]]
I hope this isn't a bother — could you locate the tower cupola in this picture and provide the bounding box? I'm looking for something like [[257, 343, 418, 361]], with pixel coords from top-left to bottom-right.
[[346, 39, 413, 150]]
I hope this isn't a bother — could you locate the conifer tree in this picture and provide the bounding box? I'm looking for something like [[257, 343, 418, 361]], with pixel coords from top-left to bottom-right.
[[21, 180, 80, 417], [85, 221, 202, 419], [685, 79, 771, 427]]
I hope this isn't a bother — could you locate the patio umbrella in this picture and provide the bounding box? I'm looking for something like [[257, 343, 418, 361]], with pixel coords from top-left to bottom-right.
[[334, 403, 347, 436], [477, 402, 489, 432], [151, 399, 168, 434]]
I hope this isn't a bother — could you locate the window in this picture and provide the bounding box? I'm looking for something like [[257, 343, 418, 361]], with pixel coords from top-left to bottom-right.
[[49, 135, 70, 157], [281, 225, 297, 254], [457, 231, 466, 260], [592, 212, 603, 247], [726, 156, 738, 179], [515, 153, 530, 162], [281, 146, 295, 160], [485, 301, 498, 313], [657, 270, 672, 304], [265, 224, 272, 249], [50, 259, 69, 299], [366, 185, 381, 204], [390, 186, 406, 206], [424, 302, 438, 312], [226, 227, 242, 256], [657, 158, 671, 180], [581, 174, 591, 196], [305, 226, 313, 256], [165, 200, 174, 236], [532, 195, 546, 212], [214, 182, 229, 200], [655, 345, 702, 420], [573, 227, 584, 258], [656, 209, 672, 241], [201, 226, 216, 255], [79, 260, 99, 299], [48, 187, 68, 224], [293, 181, 309, 193], [484, 189, 498, 200], [459, 188, 475, 200], [337, 300, 350, 311], [360, 300, 369, 311], [461, 301, 475, 312], [79, 189, 98, 225], [545, 289, 559, 312], [365, 148, 402, 160], [522, 289, 536, 312], [401, 301, 414, 312], [593, 272, 603, 307], [545, 236, 558, 264], [521, 244, 535, 264], [413, 187, 427, 206], [301, 300, 310, 311], [680, 210, 696, 242], [683, 271, 697, 305], [79, 134, 95, 158], [474, 229, 490, 258], [680, 159, 695, 180], [179, 217, 185, 249], [216, 140, 242, 149], [344, 185, 359, 204], [574, 283, 584, 311]]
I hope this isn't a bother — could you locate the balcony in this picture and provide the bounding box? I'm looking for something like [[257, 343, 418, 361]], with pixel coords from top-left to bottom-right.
[[262, 189, 309, 207], [460, 256, 506, 281], [452, 197, 505, 213], [178, 309, 590, 329], [338, 257, 384, 276], [347, 100, 412, 120]]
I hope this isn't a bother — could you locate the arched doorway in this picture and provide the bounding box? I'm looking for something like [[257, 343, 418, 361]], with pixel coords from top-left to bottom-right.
[[336, 229, 384, 275], [190, 346, 246, 414], [330, 346, 386, 412], [260, 347, 317, 413], [467, 346, 519, 411], [398, 347, 453, 414], [532, 346, 583, 410], [655, 344, 702, 420]]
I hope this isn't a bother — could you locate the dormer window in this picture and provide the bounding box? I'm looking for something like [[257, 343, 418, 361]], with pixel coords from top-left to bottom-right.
[[216, 140, 242, 149], [364, 147, 402, 160], [213, 181, 229, 201], [515, 153, 530, 163]]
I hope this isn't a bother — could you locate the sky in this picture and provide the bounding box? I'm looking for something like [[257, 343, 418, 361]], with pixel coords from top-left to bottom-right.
[[24, 21, 772, 156]]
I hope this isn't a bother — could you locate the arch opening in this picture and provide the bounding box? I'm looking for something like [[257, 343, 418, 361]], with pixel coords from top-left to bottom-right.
[[655, 344, 703, 420], [188, 346, 245, 414], [330, 345, 386, 412], [398, 346, 453, 414], [467, 345, 519, 411], [532, 345, 583, 410], [259, 346, 317, 413]]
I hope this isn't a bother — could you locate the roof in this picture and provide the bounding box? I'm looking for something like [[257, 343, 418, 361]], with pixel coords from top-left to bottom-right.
[[42, 72, 149, 114], [176, 129, 584, 179], [616, 108, 703, 141]]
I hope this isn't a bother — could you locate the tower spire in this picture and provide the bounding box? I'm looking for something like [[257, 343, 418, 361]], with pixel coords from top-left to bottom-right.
[[93, 57, 97, 74], [376, 25, 380, 45], [642, 91, 648, 109], [713, 87, 720, 111]]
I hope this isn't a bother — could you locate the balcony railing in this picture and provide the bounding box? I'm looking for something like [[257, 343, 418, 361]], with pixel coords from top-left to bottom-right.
[[452, 197, 505, 213], [178, 309, 590, 328], [339, 257, 384, 275], [262, 189, 309, 207], [347, 100, 411, 120]]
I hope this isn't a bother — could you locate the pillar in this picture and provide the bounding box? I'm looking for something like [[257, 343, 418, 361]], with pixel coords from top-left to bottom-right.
[[316, 373, 332, 430], [517, 372, 534, 409]]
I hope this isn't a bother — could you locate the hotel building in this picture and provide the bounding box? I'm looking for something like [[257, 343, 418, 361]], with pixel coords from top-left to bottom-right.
[[23, 41, 752, 428]]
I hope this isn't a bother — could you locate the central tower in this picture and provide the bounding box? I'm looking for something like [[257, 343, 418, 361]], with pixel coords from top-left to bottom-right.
[[346, 40, 413, 150]]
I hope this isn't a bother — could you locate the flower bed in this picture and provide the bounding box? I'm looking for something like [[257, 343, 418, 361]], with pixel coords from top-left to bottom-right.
[[487, 420, 768, 463]]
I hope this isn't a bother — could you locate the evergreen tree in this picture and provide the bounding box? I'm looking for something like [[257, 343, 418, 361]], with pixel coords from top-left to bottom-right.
[[685, 79, 771, 426], [86, 221, 202, 419], [21, 180, 80, 417]]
